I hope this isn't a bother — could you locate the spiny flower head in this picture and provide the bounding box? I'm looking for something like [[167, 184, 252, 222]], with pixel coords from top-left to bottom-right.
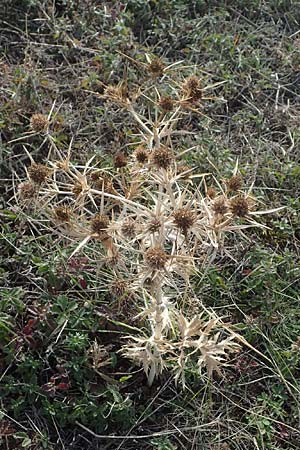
[[18, 181, 36, 199], [147, 218, 161, 233], [90, 170, 102, 182], [185, 75, 200, 91], [226, 175, 243, 192], [90, 214, 110, 235], [55, 159, 70, 172], [109, 279, 128, 298], [212, 196, 229, 215], [151, 146, 173, 170], [148, 58, 165, 77], [114, 152, 128, 169], [28, 163, 50, 184], [90, 171, 114, 193], [134, 145, 148, 165], [230, 195, 250, 217], [30, 113, 49, 133], [159, 96, 174, 112], [104, 84, 128, 107], [121, 218, 137, 238], [145, 247, 168, 270], [53, 206, 72, 223], [183, 75, 202, 102], [173, 208, 196, 234], [72, 182, 84, 197]]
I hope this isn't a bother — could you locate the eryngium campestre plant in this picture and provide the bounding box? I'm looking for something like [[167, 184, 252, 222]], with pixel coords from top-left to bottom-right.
[[15, 57, 283, 386]]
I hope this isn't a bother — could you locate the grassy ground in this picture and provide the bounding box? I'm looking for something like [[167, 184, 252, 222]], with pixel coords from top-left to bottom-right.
[[1, 1, 300, 449]]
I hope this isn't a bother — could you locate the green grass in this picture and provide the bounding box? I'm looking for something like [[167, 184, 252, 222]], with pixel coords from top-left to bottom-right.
[[1, 1, 300, 449]]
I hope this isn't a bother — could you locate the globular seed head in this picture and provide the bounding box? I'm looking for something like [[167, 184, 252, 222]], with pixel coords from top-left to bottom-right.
[[230, 195, 250, 217], [226, 175, 243, 192], [55, 159, 69, 172], [148, 58, 165, 77], [173, 207, 195, 233], [104, 84, 128, 106], [185, 75, 200, 91], [72, 182, 83, 197], [183, 75, 202, 102], [90, 170, 101, 182], [28, 163, 50, 184], [114, 152, 127, 169], [53, 206, 72, 223], [121, 218, 137, 238], [91, 171, 114, 193], [18, 181, 36, 199], [134, 145, 148, 165], [151, 146, 173, 170], [159, 96, 174, 112], [30, 113, 49, 133], [212, 196, 229, 215], [190, 90, 202, 102], [109, 279, 128, 298], [147, 217, 161, 233], [144, 247, 168, 270], [90, 214, 109, 235]]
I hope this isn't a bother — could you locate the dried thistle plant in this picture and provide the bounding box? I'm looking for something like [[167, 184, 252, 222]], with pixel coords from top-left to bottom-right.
[[15, 58, 283, 386]]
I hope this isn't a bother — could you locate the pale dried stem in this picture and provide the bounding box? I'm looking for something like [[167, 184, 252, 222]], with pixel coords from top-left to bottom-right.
[[151, 280, 165, 341]]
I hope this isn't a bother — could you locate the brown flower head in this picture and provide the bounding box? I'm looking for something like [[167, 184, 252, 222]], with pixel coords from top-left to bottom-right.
[[55, 159, 69, 172], [72, 182, 83, 197], [147, 217, 161, 233], [53, 206, 72, 223], [183, 75, 202, 102], [144, 247, 168, 270], [30, 113, 49, 133], [91, 171, 114, 193], [151, 146, 173, 170], [91, 170, 102, 182], [185, 75, 200, 91], [159, 96, 174, 112], [134, 145, 148, 165], [28, 163, 50, 184], [109, 279, 128, 298], [226, 175, 243, 192], [104, 84, 128, 106], [212, 196, 229, 215], [230, 195, 250, 217], [18, 181, 36, 199], [148, 58, 165, 77], [114, 152, 128, 169], [90, 214, 110, 235], [173, 207, 195, 234], [121, 218, 136, 238]]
